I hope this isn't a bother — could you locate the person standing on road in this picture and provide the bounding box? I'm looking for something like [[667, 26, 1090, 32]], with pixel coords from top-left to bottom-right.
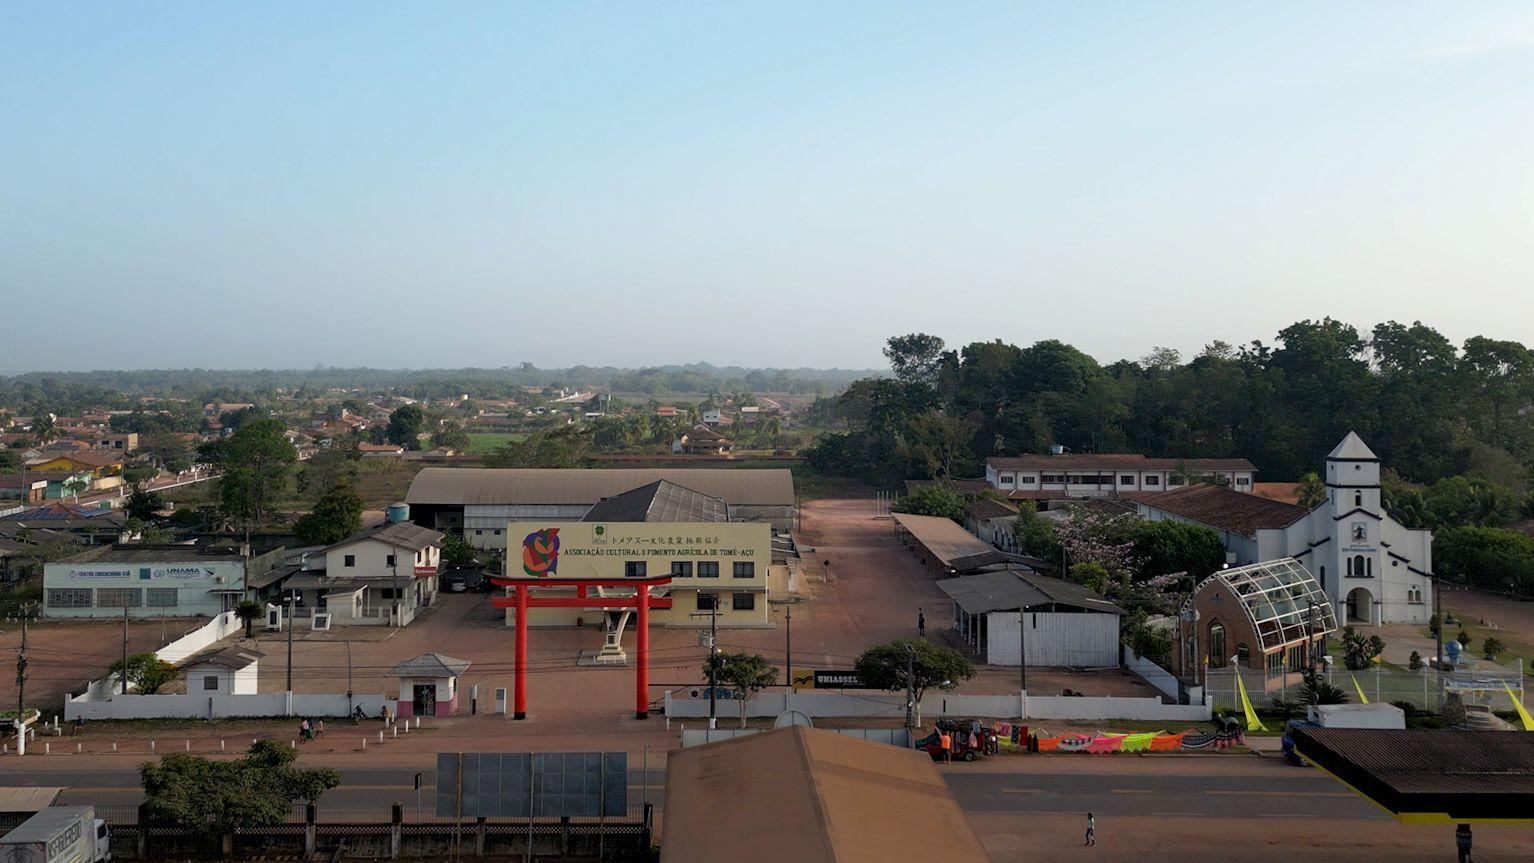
[[939, 729, 952, 763], [1456, 823, 1472, 863], [918, 610, 926, 636], [1084, 812, 1096, 847]]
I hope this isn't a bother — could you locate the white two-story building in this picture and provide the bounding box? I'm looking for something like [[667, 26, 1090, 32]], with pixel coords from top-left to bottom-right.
[[985, 452, 1257, 498]]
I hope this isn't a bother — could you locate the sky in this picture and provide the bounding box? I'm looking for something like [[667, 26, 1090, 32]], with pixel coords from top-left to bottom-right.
[[2, 2, 1531, 373]]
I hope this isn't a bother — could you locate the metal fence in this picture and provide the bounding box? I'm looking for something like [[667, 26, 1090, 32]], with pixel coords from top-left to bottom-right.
[[1205, 662, 1527, 713]]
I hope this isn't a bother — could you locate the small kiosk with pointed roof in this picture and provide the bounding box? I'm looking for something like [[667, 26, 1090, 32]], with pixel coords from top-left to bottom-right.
[[390, 652, 470, 718]]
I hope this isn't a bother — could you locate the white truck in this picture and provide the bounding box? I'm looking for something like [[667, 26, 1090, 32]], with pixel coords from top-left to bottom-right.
[[0, 806, 110, 863]]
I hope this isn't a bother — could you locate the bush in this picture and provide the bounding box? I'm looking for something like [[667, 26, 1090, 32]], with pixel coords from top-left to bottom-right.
[[1342, 627, 1385, 670], [1482, 637, 1505, 660], [1457, 629, 1472, 649], [1408, 650, 1423, 670]]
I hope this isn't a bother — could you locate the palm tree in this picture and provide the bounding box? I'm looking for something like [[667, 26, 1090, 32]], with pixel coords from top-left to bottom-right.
[[235, 600, 263, 639]]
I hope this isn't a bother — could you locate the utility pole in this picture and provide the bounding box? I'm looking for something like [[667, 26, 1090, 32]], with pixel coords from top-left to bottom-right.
[[689, 599, 720, 729], [16, 612, 27, 720], [1434, 577, 1444, 674], [784, 603, 792, 710], [346, 641, 354, 718], [286, 592, 295, 693], [1018, 605, 1027, 692], [121, 604, 129, 694], [904, 644, 916, 731]]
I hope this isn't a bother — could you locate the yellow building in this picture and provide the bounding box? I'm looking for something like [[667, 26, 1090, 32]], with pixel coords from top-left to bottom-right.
[[505, 480, 775, 629]]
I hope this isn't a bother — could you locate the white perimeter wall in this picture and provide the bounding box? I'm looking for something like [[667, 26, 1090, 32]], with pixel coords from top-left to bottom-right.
[[663, 690, 1209, 722], [66, 692, 396, 721]]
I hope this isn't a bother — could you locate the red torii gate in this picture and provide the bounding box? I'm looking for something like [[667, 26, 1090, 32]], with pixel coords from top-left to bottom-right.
[[488, 574, 674, 720]]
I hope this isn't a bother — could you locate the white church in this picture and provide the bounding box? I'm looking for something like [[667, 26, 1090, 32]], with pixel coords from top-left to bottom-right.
[[1130, 432, 1433, 626]]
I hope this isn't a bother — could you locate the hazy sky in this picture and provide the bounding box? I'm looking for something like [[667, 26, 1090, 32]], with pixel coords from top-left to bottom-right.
[[2, 3, 1531, 373]]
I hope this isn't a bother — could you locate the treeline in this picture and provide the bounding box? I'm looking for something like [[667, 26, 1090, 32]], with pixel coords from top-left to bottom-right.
[[807, 321, 1534, 492], [0, 362, 873, 404]]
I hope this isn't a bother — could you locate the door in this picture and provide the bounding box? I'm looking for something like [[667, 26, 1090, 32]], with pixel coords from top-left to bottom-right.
[[413, 684, 436, 716]]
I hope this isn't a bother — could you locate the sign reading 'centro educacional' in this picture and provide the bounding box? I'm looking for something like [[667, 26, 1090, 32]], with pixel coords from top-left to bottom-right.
[[65, 566, 218, 580], [519, 522, 768, 578]]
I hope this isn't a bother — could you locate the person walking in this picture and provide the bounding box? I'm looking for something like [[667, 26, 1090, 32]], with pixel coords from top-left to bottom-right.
[[939, 728, 952, 763], [918, 610, 926, 636], [1456, 823, 1473, 863], [1084, 812, 1096, 847]]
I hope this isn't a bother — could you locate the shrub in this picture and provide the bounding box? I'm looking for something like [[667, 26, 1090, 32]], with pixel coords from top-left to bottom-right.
[[1457, 629, 1472, 648], [1482, 637, 1505, 660]]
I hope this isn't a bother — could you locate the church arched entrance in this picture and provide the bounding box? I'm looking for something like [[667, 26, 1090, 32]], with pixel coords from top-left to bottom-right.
[[1345, 587, 1374, 625]]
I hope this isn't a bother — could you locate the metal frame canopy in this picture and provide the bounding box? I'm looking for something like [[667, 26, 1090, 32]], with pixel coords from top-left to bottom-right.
[[1183, 558, 1337, 652], [1293, 727, 1534, 823]]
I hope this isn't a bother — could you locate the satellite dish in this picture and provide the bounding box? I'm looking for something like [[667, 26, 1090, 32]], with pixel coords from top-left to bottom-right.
[[774, 710, 813, 728]]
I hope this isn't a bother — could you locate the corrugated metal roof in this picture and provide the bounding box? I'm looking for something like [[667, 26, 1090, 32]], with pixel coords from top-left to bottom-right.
[[391, 652, 471, 678], [892, 512, 1003, 569], [327, 522, 443, 552], [1125, 484, 1309, 536], [582, 480, 728, 523], [406, 468, 795, 507], [936, 569, 1123, 615], [662, 726, 990, 863]]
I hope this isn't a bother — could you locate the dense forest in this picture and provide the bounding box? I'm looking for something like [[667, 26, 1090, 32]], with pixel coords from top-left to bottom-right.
[[807, 319, 1534, 491]]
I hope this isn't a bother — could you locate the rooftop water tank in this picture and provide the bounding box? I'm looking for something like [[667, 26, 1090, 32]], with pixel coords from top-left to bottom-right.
[[386, 502, 410, 524]]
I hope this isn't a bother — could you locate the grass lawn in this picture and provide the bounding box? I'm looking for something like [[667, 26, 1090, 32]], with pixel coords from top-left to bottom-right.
[[466, 432, 527, 454], [1427, 614, 1534, 673]]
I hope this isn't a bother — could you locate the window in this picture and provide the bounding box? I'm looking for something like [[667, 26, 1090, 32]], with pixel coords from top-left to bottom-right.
[[380, 587, 402, 599], [1266, 652, 1284, 674], [46, 589, 92, 608], [1207, 622, 1226, 668], [696, 592, 717, 611], [998, 474, 1014, 486], [671, 561, 693, 578], [1144, 476, 1160, 486], [733, 593, 756, 611], [697, 562, 720, 578], [146, 588, 178, 608], [1348, 555, 1371, 578], [96, 588, 142, 608], [475, 530, 483, 536], [203, 675, 220, 691], [733, 562, 755, 579], [1041, 474, 1067, 484], [344, 554, 356, 567], [625, 561, 647, 578], [1282, 643, 1306, 671], [386, 554, 396, 567], [1354, 491, 1363, 507], [1018, 475, 1036, 484], [493, 529, 502, 536], [1235, 477, 1250, 487], [1235, 643, 1250, 664], [1120, 475, 1135, 485]]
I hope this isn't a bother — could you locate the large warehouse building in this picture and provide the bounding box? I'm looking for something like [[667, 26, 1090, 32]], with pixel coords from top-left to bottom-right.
[[406, 467, 797, 549]]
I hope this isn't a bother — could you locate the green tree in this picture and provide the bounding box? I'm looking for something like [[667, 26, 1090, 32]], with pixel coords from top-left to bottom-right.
[[1068, 560, 1113, 595], [430, 419, 471, 452], [0, 449, 19, 473], [884, 333, 947, 386], [200, 419, 297, 532], [703, 651, 779, 728], [1129, 520, 1226, 583], [293, 483, 363, 546], [1120, 609, 1173, 666], [891, 485, 969, 522], [109, 652, 179, 694], [1296, 472, 1327, 508], [385, 404, 426, 450], [854, 639, 974, 726], [140, 740, 341, 835], [1341, 627, 1385, 671], [124, 485, 165, 522], [235, 600, 263, 639], [1483, 637, 1505, 660], [440, 533, 478, 568]]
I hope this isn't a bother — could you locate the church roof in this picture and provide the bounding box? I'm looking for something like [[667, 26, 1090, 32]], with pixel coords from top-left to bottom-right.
[[1327, 432, 1378, 461]]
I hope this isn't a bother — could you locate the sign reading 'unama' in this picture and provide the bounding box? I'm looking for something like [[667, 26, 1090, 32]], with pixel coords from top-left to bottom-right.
[[522, 528, 560, 577]]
